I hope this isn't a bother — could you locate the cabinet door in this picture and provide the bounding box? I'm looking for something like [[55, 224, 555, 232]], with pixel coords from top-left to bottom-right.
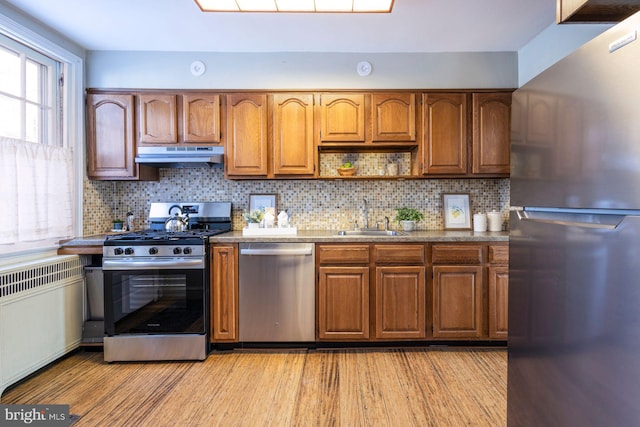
[[375, 266, 425, 339], [472, 93, 511, 175], [374, 244, 425, 265], [226, 93, 268, 176], [210, 245, 238, 342], [87, 93, 157, 181], [137, 94, 178, 144], [272, 93, 315, 175], [432, 265, 483, 339], [488, 266, 508, 340], [317, 244, 370, 265], [318, 266, 369, 340], [182, 94, 221, 143], [372, 93, 416, 142], [422, 93, 468, 175], [320, 93, 365, 142]]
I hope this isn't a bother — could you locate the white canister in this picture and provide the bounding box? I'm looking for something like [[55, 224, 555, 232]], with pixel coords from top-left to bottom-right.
[[386, 162, 398, 176], [473, 213, 487, 232], [487, 211, 502, 232]]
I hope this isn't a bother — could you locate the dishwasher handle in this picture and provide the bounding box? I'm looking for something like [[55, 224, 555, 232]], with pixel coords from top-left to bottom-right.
[[240, 244, 313, 256]]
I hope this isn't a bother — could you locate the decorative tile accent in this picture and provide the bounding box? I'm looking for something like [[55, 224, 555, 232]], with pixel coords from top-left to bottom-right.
[[83, 168, 510, 234]]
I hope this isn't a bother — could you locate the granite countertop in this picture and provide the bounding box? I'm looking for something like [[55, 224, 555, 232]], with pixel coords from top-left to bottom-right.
[[57, 233, 113, 255], [209, 229, 509, 243], [58, 230, 508, 254]]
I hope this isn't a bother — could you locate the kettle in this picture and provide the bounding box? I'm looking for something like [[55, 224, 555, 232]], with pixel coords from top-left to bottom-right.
[[165, 205, 189, 232]]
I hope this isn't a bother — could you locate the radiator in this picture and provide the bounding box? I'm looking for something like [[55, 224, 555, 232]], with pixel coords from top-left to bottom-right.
[[0, 255, 84, 398]]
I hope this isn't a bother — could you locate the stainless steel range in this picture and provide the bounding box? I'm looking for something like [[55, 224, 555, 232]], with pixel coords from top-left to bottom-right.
[[102, 202, 231, 362]]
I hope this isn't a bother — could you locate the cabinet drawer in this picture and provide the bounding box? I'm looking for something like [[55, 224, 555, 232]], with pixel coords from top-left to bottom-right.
[[317, 245, 370, 264], [374, 244, 425, 264], [431, 245, 483, 264], [488, 245, 509, 264]]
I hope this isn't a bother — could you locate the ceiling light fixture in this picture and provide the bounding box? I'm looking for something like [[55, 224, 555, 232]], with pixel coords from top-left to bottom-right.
[[195, 0, 394, 13]]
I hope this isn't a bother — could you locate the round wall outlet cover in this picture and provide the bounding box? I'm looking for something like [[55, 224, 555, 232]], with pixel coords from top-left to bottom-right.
[[190, 61, 206, 76], [357, 61, 372, 76]]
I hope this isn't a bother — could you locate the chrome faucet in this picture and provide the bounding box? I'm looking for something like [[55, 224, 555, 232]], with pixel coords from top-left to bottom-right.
[[384, 216, 390, 231], [362, 199, 369, 229]]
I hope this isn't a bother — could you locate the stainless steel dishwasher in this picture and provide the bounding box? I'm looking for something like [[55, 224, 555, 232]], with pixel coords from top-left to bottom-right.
[[239, 242, 315, 342]]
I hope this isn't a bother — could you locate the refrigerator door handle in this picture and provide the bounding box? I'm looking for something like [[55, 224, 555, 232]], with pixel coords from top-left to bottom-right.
[[515, 209, 624, 230]]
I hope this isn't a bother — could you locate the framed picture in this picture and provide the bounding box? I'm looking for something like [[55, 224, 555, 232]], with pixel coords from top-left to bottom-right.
[[249, 193, 277, 215], [442, 193, 471, 230]]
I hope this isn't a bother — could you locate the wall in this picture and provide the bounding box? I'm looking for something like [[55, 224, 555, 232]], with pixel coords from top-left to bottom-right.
[[84, 169, 510, 234], [518, 21, 612, 85], [86, 51, 519, 90]]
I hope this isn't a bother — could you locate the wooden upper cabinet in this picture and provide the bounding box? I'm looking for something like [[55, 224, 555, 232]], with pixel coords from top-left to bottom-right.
[[421, 93, 468, 175], [320, 93, 365, 142], [226, 93, 268, 177], [87, 93, 157, 181], [372, 93, 416, 142], [557, 0, 640, 23], [182, 94, 221, 143], [272, 93, 315, 176], [472, 93, 511, 175], [137, 94, 178, 144]]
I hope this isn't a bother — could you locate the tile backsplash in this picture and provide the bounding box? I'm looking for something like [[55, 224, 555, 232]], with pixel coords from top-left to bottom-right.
[[83, 168, 510, 235]]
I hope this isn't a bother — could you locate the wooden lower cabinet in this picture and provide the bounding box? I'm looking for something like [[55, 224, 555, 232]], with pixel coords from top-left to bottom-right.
[[432, 265, 484, 339], [488, 266, 509, 339], [375, 266, 426, 339], [430, 243, 509, 341], [317, 243, 427, 342], [210, 241, 507, 345], [210, 245, 238, 342], [318, 266, 370, 340]]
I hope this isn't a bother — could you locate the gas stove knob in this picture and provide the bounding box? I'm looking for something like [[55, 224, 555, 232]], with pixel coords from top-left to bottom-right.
[[148, 247, 158, 255], [173, 247, 182, 255], [183, 247, 192, 255], [114, 248, 124, 255], [124, 247, 134, 255]]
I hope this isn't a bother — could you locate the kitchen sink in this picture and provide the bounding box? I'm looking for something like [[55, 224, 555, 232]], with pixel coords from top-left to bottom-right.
[[336, 229, 405, 236]]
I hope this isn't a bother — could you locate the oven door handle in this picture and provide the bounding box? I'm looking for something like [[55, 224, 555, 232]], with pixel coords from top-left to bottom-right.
[[102, 258, 205, 270]]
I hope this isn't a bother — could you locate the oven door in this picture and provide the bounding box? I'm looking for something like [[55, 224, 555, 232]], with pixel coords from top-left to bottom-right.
[[103, 261, 207, 336]]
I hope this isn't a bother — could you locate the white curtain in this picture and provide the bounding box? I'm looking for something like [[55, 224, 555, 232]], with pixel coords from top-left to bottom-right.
[[0, 136, 73, 252]]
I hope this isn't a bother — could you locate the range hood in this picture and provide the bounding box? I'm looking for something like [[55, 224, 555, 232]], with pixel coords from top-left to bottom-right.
[[135, 146, 223, 168]]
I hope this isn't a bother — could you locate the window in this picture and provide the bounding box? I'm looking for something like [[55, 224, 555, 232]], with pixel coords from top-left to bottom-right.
[[0, 35, 59, 146], [0, 29, 78, 256]]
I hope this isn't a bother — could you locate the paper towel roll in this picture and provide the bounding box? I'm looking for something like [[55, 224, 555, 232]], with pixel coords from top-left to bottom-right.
[[473, 213, 487, 232], [487, 211, 502, 232]]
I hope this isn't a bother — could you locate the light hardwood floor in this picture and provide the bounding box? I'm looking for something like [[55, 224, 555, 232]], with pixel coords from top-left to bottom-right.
[[1, 347, 507, 426]]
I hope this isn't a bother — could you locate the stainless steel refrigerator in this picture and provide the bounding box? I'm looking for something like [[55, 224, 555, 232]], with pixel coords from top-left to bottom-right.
[[509, 12, 640, 427]]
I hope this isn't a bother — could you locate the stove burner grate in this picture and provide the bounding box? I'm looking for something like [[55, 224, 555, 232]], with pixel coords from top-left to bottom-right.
[[105, 229, 226, 242]]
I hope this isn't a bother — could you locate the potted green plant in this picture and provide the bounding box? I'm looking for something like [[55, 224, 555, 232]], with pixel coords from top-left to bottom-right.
[[243, 209, 265, 228], [394, 207, 424, 232]]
